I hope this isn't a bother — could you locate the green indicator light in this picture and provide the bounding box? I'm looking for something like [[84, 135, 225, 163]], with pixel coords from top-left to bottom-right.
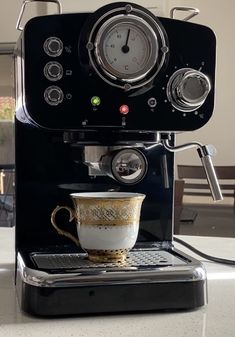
[[91, 96, 101, 106]]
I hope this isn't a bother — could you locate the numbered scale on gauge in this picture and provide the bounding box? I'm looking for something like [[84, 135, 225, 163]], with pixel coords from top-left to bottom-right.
[[100, 22, 156, 81]]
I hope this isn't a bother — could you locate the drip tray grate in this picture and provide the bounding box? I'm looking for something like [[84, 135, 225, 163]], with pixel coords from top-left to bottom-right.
[[31, 249, 187, 270]]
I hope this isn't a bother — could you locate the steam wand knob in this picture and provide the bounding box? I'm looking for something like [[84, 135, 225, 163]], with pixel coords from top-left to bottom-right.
[[162, 139, 223, 201]]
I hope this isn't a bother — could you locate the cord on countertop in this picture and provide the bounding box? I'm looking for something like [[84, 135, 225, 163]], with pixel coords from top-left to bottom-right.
[[174, 236, 235, 265]]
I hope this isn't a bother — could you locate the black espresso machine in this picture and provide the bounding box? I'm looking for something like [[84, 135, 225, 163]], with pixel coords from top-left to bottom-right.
[[14, 1, 222, 316]]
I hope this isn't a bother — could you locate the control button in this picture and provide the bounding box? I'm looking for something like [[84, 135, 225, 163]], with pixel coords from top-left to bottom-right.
[[44, 62, 63, 81], [119, 105, 129, 115], [66, 93, 72, 100], [44, 86, 64, 106], [167, 68, 211, 112], [43, 37, 63, 57], [147, 97, 157, 108], [91, 96, 101, 106], [65, 70, 73, 76]]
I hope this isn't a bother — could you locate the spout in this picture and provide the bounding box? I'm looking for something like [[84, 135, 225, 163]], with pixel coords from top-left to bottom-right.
[[197, 145, 223, 201], [162, 139, 223, 202]]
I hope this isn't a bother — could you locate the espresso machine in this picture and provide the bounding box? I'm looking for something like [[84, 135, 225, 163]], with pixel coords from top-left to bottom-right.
[[14, 1, 222, 316]]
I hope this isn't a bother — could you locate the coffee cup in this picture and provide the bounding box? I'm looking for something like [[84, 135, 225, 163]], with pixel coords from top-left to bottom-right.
[[51, 192, 145, 263]]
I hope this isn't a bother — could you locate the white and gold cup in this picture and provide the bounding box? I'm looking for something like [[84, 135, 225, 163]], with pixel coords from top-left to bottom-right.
[[51, 192, 145, 263]]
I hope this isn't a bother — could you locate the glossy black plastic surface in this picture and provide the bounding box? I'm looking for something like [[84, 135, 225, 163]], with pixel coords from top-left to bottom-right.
[[15, 120, 174, 250], [18, 278, 206, 316], [14, 2, 212, 316], [16, 7, 216, 131]]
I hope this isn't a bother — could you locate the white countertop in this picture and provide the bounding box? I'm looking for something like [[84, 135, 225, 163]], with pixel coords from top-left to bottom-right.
[[0, 227, 235, 337]]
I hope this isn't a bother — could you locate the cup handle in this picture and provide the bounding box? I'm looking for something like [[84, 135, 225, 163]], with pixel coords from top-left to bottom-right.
[[51, 205, 80, 246]]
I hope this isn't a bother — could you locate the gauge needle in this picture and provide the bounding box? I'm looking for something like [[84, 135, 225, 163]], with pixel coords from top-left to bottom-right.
[[121, 29, 130, 54]]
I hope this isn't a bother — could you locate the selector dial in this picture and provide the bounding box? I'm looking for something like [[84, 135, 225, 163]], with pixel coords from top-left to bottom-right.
[[167, 68, 211, 112]]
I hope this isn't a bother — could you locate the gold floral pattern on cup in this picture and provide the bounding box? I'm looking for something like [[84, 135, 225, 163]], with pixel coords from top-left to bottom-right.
[[51, 192, 145, 263]]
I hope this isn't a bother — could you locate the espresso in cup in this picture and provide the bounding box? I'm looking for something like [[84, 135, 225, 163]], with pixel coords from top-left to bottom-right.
[[51, 192, 145, 263]]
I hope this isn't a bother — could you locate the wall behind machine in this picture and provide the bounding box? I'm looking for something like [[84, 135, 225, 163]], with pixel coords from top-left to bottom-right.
[[168, 0, 235, 166]]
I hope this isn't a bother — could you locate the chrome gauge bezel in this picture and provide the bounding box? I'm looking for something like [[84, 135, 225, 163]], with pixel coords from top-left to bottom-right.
[[94, 15, 158, 83], [86, 4, 169, 90]]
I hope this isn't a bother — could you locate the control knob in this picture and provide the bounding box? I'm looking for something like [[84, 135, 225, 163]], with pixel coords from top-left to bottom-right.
[[44, 62, 63, 81], [167, 68, 211, 112], [43, 37, 63, 57], [44, 86, 64, 106]]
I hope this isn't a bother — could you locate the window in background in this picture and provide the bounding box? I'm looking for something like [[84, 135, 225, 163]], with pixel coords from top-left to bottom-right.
[[0, 96, 15, 120], [0, 45, 15, 227]]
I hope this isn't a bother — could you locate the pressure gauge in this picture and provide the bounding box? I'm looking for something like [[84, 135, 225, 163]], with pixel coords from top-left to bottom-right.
[[86, 3, 169, 90], [94, 16, 158, 83]]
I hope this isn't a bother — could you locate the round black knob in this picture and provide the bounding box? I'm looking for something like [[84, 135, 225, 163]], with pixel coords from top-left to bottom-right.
[[44, 86, 64, 106], [44, 62, 63, 81], [43, 37, 63, 57], [167, 68, 211, 112]]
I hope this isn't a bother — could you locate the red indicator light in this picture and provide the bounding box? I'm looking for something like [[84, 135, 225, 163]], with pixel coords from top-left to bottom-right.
[[119, 104, 129, 115]]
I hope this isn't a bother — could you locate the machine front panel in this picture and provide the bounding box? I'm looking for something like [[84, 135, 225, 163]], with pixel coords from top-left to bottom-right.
[[17, 6, 216, 131], [15, 121, 174, 249]]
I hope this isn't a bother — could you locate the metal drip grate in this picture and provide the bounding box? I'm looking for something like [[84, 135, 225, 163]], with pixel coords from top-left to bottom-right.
[[31, 249, 187, 270]]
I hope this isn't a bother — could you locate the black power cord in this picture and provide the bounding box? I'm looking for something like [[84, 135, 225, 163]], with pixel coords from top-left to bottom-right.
[[174, 236, 235, 265]]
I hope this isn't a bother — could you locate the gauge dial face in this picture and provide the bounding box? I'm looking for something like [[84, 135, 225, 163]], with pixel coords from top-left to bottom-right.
[[94, 16, 159, 83], [102, 23, 150, 78]]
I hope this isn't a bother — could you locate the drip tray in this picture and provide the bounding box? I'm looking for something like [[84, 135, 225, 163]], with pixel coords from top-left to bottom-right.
[[31, 249, 187, 270]]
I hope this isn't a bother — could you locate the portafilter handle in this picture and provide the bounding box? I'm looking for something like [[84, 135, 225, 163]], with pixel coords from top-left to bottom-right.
[[162, 139, 223, 201]]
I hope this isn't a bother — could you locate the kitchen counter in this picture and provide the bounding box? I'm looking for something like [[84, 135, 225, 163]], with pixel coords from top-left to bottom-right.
[[0, 227, 235, 337]]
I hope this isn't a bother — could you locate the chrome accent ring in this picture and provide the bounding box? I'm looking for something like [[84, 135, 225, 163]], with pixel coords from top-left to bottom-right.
[[87, 5, 168, 90]]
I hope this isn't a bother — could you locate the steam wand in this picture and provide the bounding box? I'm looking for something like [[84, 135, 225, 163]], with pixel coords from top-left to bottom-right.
[[161, 138, 223, 201]]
